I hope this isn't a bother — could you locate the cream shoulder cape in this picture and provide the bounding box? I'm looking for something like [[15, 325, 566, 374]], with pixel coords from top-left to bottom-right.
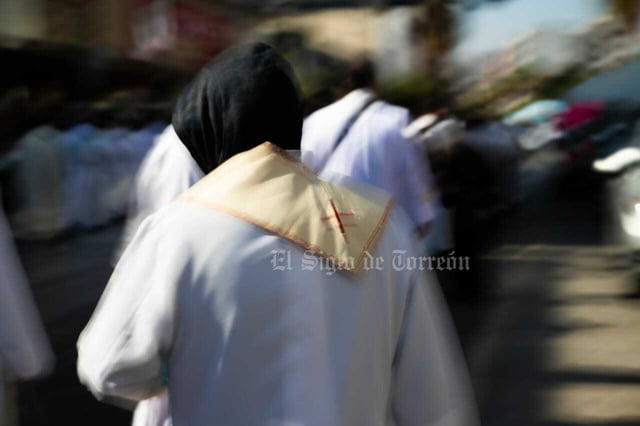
[[180, 142, 393, 274]]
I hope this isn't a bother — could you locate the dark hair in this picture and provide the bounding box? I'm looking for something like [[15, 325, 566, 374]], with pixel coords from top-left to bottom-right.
[[172, 43, 303, 174], [348, 58, 375, 90]]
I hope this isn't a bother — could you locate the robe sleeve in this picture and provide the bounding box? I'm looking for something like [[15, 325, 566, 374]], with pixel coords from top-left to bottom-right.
[[377, 110, 439, 228], [391, 269, 479, 426], [398, 131, 440, 228], [77, 212, 186, 407]]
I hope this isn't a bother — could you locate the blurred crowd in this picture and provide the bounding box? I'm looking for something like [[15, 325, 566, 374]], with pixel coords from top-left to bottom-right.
[[1, 122, 165, 239]]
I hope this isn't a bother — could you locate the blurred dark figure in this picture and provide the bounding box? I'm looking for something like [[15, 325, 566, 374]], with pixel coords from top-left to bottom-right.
[[410, 113, 516, 301]]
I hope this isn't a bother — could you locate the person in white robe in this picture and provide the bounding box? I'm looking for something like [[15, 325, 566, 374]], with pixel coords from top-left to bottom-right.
[[58, 124, 97, 230], [116, 125, 203, 426], [117, 125, 203, 261], [402, 116, 461, 256], [0, 189, 54, 425], [103, 123, 166, 224], [77, 43, 478, 426], [301, 59, 440, 237], [3, 126, 67, 239]]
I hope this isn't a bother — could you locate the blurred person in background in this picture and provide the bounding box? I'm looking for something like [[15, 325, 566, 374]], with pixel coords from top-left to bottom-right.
[[301, 59, 440, 238], [412, 112, 515, 301], [409, 115, 488, 300], [77, 43, 477, 426], [0, 187, 54, 426]]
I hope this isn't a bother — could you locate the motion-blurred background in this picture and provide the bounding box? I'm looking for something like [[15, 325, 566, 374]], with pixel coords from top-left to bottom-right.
[[1, 0, 640, 425]]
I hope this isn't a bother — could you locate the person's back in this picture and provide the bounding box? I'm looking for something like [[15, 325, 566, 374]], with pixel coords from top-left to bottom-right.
[[305, 94, 415, 189], [78, 143, 477, 426], [301, 75, 438, 231], [77, 43, 477, 426], [116, 126, 204, 425], [169, 198, 470, 424]]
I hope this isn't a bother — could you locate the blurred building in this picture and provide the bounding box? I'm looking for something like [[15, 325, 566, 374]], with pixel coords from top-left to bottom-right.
[[0, 0, 134, 53], [224, 0, 419, 13], [242, 8, 378, 60], [462, 27, 583, 91], [0, 0, 235, 68], [0, 0, 47, 40], [242, 6, 426, 80], [375, 7, 425, 80], [576, 13, 640, 73], [0, 0, 430, 85], [506, 28, 583, 76], [577, 13, 621, 58], [131, 0, 234, 66], [478, 50, 516, 87], [0, 0, 436, 131]]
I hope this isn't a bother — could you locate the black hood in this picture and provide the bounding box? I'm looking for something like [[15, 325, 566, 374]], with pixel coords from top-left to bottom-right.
[[172, 43, 303, 174]]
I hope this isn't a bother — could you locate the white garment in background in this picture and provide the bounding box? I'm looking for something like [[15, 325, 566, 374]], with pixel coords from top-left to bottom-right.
[[117, 125, 203, 260], [77, 128, 130, 228], [403, 117, 463, 255], [58, 124, 163, 232], [414, 118, 466, 152], [301, 88, 440, 227], [116, 125, 202, 426], [5, 126, 67, 239], [0, 199, 54, 423], [105, 124, 165, 223], [58, 124, 97, 231], [77, 152, 477, 426]]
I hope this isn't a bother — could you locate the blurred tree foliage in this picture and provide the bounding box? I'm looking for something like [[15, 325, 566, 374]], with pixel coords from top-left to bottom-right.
[[610, 0, 640, 32], [379, 73, 452, 115], [534, 66, 588, 99], [414, 0, 458, 75], [455, 64, 591, 117]]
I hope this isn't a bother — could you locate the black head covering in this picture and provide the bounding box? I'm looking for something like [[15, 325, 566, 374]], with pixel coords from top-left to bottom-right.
[[172, 43, 303, 174]]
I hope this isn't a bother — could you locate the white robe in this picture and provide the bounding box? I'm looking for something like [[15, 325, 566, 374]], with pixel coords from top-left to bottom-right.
[[103, 124, 165, 224], [78, 147, 477, 426], [117, 125, 203, 262], [301, 89, 440, 228], [117, 126, 203, 426], [0, 201, 54, 423], [4, 126, 67, 239], [59, 124, 97, 231]]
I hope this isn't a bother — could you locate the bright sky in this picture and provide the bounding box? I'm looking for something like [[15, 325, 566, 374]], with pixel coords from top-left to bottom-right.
[[454, 0, 606, 59]]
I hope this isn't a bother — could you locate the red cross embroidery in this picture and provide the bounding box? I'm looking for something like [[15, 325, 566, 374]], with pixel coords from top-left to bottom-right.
[[322, 200, 355, 234]]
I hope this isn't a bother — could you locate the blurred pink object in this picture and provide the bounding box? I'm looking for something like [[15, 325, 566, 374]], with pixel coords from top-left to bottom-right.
[[555, 101, 604, 130]]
